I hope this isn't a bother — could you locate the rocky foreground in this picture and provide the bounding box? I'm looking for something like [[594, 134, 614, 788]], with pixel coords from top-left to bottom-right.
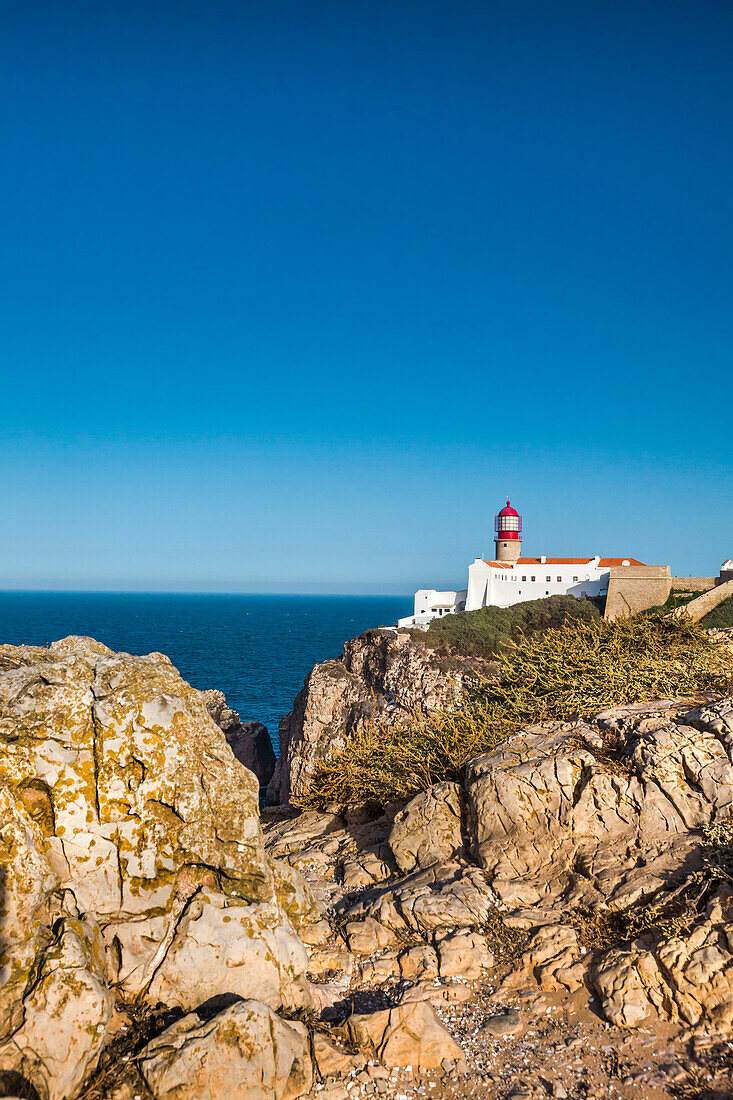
[[1, 632, 733, 1100]]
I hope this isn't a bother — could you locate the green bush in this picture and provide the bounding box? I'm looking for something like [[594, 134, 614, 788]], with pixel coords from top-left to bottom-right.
[[302, 611, 731, 808], [702, 595, 733, 629], [423, 595, 601, 657]]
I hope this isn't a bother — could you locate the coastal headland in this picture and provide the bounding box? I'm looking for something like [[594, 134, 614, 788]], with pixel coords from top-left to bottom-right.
[[1, 603, 733, 1100]]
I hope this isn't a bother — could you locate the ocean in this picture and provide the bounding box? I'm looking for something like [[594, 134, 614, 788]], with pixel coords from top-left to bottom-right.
[[0, 592, 411, 753]]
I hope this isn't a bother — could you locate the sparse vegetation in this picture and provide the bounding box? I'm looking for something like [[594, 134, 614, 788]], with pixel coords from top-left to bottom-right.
[[421, 594, 601, 657], [572, 818, 733, 953], [301, 611, 731, 808], [702, 595, 733, 629]]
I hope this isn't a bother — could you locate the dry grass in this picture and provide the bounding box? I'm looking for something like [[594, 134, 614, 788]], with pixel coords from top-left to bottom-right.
[[301, 612, 731, 808], [573, 819, 733, 952]]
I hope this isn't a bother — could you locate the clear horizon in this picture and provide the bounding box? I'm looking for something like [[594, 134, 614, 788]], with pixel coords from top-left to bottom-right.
[[3, 1, 731, 591]]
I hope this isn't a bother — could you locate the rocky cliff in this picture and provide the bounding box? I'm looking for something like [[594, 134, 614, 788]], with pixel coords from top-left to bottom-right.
[[4, 628, 733, 1100], [0, 637, 324, 1100], [267, 628, 496, 806], [0, 636, 465, 1100], [203, 687, 276, 789]]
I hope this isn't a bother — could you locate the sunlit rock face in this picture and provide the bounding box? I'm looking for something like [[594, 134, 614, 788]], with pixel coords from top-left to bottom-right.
[[0, 636, 316, 1100], [268, 627, 496, 805]]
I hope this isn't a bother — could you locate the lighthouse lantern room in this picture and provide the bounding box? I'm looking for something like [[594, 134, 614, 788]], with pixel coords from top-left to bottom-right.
[[494, 500, 523, 562]]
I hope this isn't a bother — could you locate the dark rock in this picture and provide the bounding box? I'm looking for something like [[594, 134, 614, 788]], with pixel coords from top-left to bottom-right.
[[202, 689, 276, 789]]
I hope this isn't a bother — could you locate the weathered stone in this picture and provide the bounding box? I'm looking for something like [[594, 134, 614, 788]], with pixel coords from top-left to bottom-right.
[[388, 782, 465, 873], [341, 849, 394, 889], [345, 916, 396, 954], [398, 943, 439, 981], [312, 1032, 363, 1077], [146, 890, 311, 1012], [359, 950, 401, 983], [523, 924, 585, 991], [138, 1000, 312, 1100], [464, 702, 733, 910], [347, 1001, 463, 1068], [437, 930, 494, 979], [481, 1008, 523, 1037], [203, 688, 276, 789], [352, 862, 498, 934], [0, 915, 113, 1100], [0, 637, 320, 1096], [592, 887, 733, 1029], [268, 629, 495, 805], [0, 785, 57, 1038]]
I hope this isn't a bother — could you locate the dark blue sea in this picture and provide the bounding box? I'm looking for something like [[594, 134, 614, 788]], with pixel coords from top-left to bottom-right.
[[0, 593, 411, 753]]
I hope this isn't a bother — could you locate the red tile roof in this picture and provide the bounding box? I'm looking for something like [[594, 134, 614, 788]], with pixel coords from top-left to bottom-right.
[[482, 557, 646, 568]]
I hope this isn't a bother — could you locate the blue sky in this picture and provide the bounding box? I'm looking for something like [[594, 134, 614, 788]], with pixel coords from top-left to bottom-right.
[[2, 0, 731, 592]]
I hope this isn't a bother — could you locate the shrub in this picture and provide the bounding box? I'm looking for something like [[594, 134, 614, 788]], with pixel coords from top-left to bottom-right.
[[702, 595, 733, 629], [423, 595, 601, 657], [301, 611, 731, 808]]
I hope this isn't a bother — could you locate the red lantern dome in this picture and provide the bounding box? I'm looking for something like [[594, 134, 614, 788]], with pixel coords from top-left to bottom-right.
[[494, 500, 522, 540]]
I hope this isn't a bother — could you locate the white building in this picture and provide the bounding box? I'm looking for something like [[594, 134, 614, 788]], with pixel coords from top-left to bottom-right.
[[398, 499, 644, 628]]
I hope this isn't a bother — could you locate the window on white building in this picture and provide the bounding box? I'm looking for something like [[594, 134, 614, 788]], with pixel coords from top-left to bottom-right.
[[546, 576, 551, 582], [557, 576, 561, 582], [573, 576, 578, 582], [522, 576, 526, 581], [531, 575, 536, 581]]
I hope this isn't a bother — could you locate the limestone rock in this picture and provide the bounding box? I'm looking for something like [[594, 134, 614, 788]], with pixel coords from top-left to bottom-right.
[[593, 886, 733, 1029], [346, 1001, 463, 1068], [0, 914, 113, 1100], [437, 930, 494, 979], [312, 1033, 363, 1077], [388, 782, 465, 873], [0, 636, 318, 1097], [341, 848, 394, 889], [351, 862, 498, 934], [268, 629, 495, 805], [203, 688, 276, 789], [464, 700, 733, 910], [523, 924, 585, 991], [398, 943, 439, 981], [345, 916, 396, 954], [138, 1000, 312, 1100], [146, 890, 311, 1012], [0, 785, 57, 1038]]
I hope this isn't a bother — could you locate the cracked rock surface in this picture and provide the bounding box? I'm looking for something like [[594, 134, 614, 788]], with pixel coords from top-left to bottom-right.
[[0, 636, 317, 1099]]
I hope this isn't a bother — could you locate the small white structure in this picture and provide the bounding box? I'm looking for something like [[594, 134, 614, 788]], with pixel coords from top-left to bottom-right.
[[398, 499, 644, 628], [399, 588, 468, 629]]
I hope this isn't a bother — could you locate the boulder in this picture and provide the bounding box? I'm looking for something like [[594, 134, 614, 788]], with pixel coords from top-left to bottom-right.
[[436, 930, 494, 979], [345, 916, 396, 954], [351, 862, 498, 934], [522, 923, 585, 991], [312, 1033, 363, 1077], [146, 891, 311, 1012], [0, 637, 318, 1097], [592, 886, 733, 1029], [203, 688, 276, 789], [0, 913, 113, 1100], [464, 700, 733, 910], [138, 1000, 312, 1100], [346, 1001, 463, 1068], [388, 782, 465, 872], [398, 943, 439, 981]]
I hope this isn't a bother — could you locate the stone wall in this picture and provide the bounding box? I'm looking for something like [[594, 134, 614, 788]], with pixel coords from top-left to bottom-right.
[[604, 565, 671, 620], [670, 577, 716, 592], [676, 578, 733, 623]]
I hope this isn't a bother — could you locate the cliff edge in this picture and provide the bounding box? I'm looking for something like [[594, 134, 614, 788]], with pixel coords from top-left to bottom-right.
[[267, 628, 496, 806]]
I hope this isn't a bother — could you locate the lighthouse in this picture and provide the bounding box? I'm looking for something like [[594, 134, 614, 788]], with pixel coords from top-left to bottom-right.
[[494, 500, 523, 563]]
